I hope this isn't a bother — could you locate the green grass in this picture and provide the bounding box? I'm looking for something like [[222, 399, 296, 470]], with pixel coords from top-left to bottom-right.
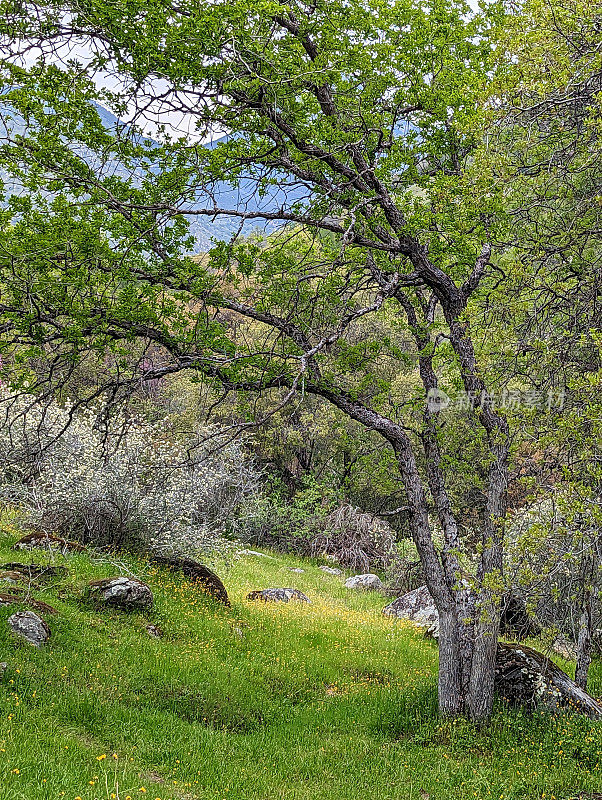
[[0, 511, 601, 800]]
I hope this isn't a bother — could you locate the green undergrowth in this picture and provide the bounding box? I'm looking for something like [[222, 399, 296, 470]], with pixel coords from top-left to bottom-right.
[[0, 509, 601, 800]]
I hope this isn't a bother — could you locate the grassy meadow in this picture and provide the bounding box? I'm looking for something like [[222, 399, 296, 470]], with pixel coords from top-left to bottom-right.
[[0, 510, 601, 800]]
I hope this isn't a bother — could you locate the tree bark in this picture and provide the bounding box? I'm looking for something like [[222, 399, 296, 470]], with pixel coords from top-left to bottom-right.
[[575, 577, 594, 690]]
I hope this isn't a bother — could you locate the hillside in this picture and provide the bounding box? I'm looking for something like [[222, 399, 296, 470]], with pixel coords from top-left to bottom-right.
[[1, 511, 602, 800]]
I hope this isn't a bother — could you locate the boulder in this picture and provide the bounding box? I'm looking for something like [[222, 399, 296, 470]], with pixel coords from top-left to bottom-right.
[[345, 573, 383, 591], [247, 588, 311, 604], [8, 611, 50, 647], [12, 532, 84, 554], [151, 555, 230, 606], [0, 571, 30, 586], [319, 566, 342, 576], [383, 585, 439, 637], [87, 577, 153, 609], [383, 585, 538, 642], [495, 641, 602, 719], [0, 592, 23, 607]]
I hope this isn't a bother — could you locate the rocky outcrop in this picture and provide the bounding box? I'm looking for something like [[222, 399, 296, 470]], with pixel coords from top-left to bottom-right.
[[345, 574, 383, 591], [383, 585, 439, 637], [246, 588, 311, 604], [0, 571, 30, 586], [87, 577, 153, 609], [1, 563, 68, 580], [8, 611, 51, 646], [0, 592, 57, 615], [0, 563, 67, 591], [151, 555, 230, 606], [0, 592, 25, 607], [13, 532, 84, 554], [383, 585, 537, 641], [319, 566, 342, 576], [495, 642, 602, 719]]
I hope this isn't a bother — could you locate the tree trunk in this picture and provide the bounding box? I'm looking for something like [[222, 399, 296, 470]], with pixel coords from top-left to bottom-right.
[[575, 582, 594, 690], [467, 613, 501, 720], [437, 610, 465, 716], [436, 597, 501, 720]]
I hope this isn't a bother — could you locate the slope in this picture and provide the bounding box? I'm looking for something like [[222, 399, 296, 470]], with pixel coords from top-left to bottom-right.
[[0, 510, 601, 800]]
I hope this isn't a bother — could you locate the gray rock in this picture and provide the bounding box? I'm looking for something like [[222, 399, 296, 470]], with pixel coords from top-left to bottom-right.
[[344, 573, 383, 591], [384, 582, 526, 640], [87, 577, 153, 609], [246, 588, 311, 604], [319, 566, 342, 576], [383, 585, 440, 637], [145, 624, 163, 638], [289, 568, 305, 574], [8, 611, 50, 647], [383, 586, 539, 643], [236, 549, 275, 559]]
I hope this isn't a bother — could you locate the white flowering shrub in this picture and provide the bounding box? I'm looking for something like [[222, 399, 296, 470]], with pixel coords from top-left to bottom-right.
[[0, 392, 260, 557]]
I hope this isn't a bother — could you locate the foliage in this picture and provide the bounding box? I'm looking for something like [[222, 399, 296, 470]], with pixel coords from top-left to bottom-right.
[[0, 392, 260, 556], [240, 493, 400, 573], [0, 0, 601, 717], [508, 490, 602, 646]]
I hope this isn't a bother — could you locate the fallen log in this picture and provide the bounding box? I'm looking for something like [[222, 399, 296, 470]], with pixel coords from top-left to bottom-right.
[[383, 587, 602, 717], [495, 642, 602, 719]]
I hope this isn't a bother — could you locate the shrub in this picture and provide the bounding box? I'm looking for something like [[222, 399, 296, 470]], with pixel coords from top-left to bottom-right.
[[0, 392, 260, 557], [240, 495, 400, 572], [383, 539, 424, 596], [507, 491, 602, 648]]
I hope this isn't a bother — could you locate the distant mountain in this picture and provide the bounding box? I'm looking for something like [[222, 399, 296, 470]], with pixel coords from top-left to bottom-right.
[[0, 99, 308, 251]]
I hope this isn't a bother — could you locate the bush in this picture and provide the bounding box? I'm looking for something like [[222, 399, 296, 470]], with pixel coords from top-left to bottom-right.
[[240, 495, 400, 572], [383, 539, 424, 596], [507, 491, 602, 648], [0, 392, 260, 557]]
